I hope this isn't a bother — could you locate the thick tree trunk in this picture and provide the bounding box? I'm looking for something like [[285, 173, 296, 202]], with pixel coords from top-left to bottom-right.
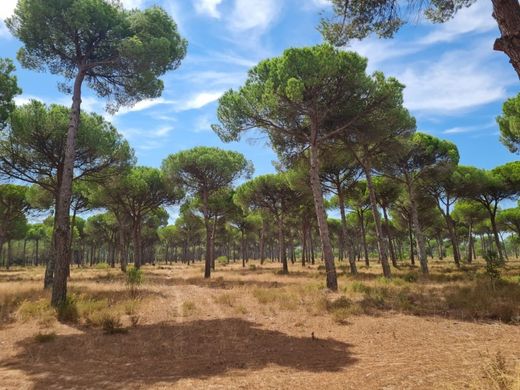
[[407, 179, 428, 274], [364, 162, 391, 278], [492, 0, 520, 79], [51, 71, 85, 307], [338, 190, 357, 274], [308, 137, 337, 290]]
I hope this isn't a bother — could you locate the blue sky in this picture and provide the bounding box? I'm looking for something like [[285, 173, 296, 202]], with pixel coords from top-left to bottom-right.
[[0, 0, 518, 178]]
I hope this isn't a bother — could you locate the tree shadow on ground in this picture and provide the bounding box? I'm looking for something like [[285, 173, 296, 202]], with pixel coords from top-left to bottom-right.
[[1, 318, 356, 389]]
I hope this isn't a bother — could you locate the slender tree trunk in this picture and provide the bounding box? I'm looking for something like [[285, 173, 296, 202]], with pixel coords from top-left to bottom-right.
[[467, 222, 473, 263], [23, 239, 27, 266], [204, 220, 213, 274], [492, 0, 520, 79], [338, 190, 357, 274], [132, 217, 143, 268], [260, 218, 266, 265], [439, 204, 461, 268], [35, 239, 39, 266], [359, 212, 370, 267], [279, 212, 288, 274], [308, 135, 337, 290], [408, 220, 415, 265], [382, 206, 398, 268], [487, 206, 504, 260], [51, 71, 85, 307], [407, 179, 428, 274], [301, 221, 307, 267], [6, 240, 11, 270], [364, 161, 391, 277]]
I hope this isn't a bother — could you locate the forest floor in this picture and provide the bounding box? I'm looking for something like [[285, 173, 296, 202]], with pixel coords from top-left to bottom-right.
[[0, 259, 519, 389]]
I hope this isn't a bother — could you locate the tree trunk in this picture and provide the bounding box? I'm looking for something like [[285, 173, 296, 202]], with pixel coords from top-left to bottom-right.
[[260, 218, 266, 265], [132, 217, 143, 268], [359, 211, 370, 267], [308, 136, 337, 290], [382, 206, 398, 268], [408, 220, 415, 265], [279, 210, 288, 274], [204, 219, 213, 276], [492, 0, 520, 79], [364, 161, 391, 278], [407, 179, 428, 274], [467, 222, 473, 263], [35, 239, 39, 266], [6, 240, 11, 270], [338, 190, 357, 274], [51, 71, 85, 307]]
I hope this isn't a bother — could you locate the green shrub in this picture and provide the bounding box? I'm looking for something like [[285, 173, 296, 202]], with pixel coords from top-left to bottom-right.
[[95, 262, 110, 270], [351, 281, 371, 294], [216, 256, 229, 266], [100, 312, 126, 334], [126, 267, 144, 298], [484, 250, 505, 285], [249, 264, 257, 271], [402, 272, 418, 283]]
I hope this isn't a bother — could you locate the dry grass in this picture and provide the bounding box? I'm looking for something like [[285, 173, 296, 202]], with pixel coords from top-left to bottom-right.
[[0, 258, 519, 389]]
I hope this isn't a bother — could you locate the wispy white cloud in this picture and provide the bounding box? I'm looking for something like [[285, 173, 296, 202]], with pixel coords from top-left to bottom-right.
[[442, 120, 496, 134], [153, 125, 174, 137], [398, 43, 511, 115], [347, 38, 421, 70], [420, 0, 496, 45], [115, 97, 174, 116], [194, 0, 223, 18], [228, 0, 281, 33], [174, 90, 224, 111]]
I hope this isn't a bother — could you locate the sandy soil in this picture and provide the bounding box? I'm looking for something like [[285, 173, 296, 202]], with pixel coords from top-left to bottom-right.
[[0, 262, 519, 389]]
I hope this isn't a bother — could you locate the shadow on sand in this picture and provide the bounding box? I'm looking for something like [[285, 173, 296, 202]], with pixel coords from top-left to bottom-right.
[[1, 318, 356, 389]]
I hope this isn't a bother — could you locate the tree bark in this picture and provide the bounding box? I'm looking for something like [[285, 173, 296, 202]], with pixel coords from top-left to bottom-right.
[[279, 211, 288, 274], [407, 179, 428, 274], [338, 190, 357, 274], [308, 134, 337, 290], [492, 0, 520, 79], [51, 71, 85, 307], [363, 161, 391, 278], [382, 206, 398, 268], [359, 211, 370, 267]]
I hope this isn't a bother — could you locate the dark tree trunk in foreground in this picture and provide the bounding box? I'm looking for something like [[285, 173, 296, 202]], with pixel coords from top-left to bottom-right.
[[51, 71, 85, 307], [308, 135, 337, 290], [492, 0, 520, 79]]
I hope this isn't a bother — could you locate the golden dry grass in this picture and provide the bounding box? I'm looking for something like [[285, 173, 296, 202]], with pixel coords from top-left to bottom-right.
[[0, 258, 519, 389]]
